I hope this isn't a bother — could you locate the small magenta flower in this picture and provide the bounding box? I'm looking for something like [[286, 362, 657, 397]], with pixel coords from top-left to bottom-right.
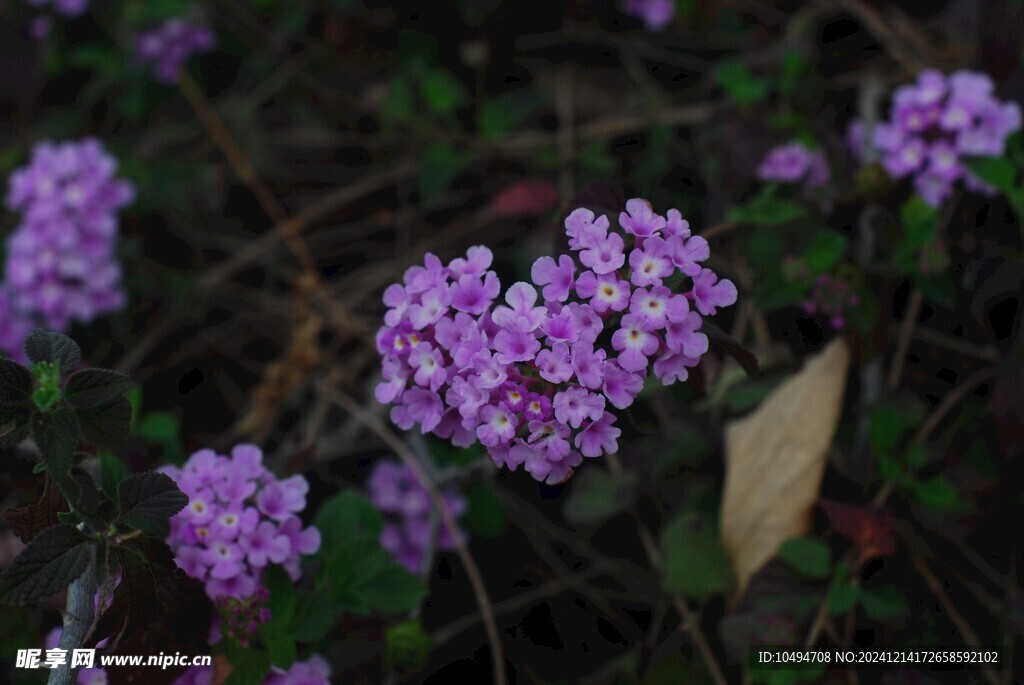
[[691, 268, 739, 316], [531, 255, 576, 302]]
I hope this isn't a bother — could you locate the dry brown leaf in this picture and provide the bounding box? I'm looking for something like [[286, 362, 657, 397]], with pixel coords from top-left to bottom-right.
[[720, 337, 850, 599]]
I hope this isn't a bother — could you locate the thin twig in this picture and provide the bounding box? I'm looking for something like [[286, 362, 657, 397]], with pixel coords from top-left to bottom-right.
[[606, 455, 728, 685], [909, 551, 1001, 685], [886, 287, 923, 392], [319, 378, 507, 685]]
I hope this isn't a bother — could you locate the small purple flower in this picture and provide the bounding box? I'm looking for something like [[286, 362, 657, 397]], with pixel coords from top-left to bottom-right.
[[451, 271, 500, 315], [492, 282, 547, 332], [579, 231, 626, 274], [564, 208, 610, 250], [477, 404, 518, 446], [575, 412, 621, 458], [553, 387, 606, 428], [628, 237, 674, 287], [690, 268, 738, 316], [136, 15, 216, 84], [619, 198, 667, 237], [536, 342, 574, 383], [531, 254, 575, 302], [575, 270, 630, 313], [612, 314, 660, 372]]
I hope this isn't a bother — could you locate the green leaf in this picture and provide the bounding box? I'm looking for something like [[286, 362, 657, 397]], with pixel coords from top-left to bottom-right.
[[418, 143, 473, 208], [23, 329, 81, 374], [714, 59, 769, 105], [0, 359, 32, 405], [727, 186, 806, 226], [478, 90, 540, 139], [289, 591, 336, 642], [868, 402, 909, 454], [563, 469, 637, 525], [385, 619, 433, 675], [117, 471, 188, 529], [911, 476, 966, 511], [0, 403, 32, 447], [64, 369, 133, 409], [263, 624, 296, 668], [465, 483, 506, 538], [804, 232, 847, 274], [420, 69, 470, 115], [32, 410, 79, 484], [860, 585, 908, 622], [76, 396, 132, 450], [661, 512, 733, 601], [778, 537, 832, 579], [313, 491, 383, 552], [224, 644, 271, 685], [898, 196, 937, 250], [325, 538, 427, 614], [964, 156, 1017, 193], [136, 411, 179, 443], [98, 452, 130, 500], [827, 579, 860, 615], [0, 523, 91, 604]]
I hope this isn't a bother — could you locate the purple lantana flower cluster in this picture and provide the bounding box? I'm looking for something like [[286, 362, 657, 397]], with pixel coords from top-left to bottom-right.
[[162, 445, 321, 602], [368, 460, 467, 573], [757, 142, 830, 191], [375, 199, 737, 483], [136, 16, 216, 84], [851, 69, 1022, 207], [1, 139, 133, 359], [621, 0, 675, 30]]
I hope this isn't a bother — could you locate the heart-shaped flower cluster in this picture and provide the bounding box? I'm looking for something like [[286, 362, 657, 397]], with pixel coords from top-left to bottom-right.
[[162, 445, 321, 601], [375, 199, 737, 483], [2, 139, 133, 359], [850, 69, 1022, 207], [368, 460, 467, 573]]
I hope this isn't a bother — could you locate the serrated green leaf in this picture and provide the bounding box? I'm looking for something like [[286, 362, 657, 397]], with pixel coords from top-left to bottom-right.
[[661, 512, 733, 601], [76, 396, 131, 450], [0, 523, 91, 605], [778, 537, 832, 578], [0, 359, 32, 405], [32, 410, 79, 484], [23, 329, 81, 374], [64, 369, 133, 409], [0, 403, 32, 447], [117, 471, 188, 528], [563, 469, 637, 525], [313, 491, 382, 552]]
